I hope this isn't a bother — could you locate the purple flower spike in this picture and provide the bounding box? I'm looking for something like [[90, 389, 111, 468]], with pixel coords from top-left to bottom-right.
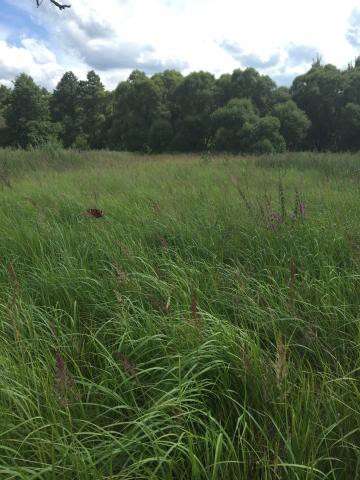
[[299, 202, 305, 217], [268, 212, 283, 230]]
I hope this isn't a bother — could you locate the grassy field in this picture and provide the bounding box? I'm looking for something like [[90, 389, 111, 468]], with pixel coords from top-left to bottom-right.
[[0, 148, 360, 479]]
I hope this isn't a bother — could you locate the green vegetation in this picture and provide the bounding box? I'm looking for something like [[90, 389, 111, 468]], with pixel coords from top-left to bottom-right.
[[1, 57, 360, 152], [1, 149, 360, 479]]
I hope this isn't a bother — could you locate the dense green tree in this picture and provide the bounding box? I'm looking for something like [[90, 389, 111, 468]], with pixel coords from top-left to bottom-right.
[[0, 85, 10, 110], [25, 120, 61, 147], [272, 100, 311, 150], [0, 85, 11, 147], [273, 86, 292, 104], [252, 116, 286, 153], [338, 60, 360, 150], [109, 70, 162, 151], [149, 70, 183, 150], [78, 71, 108, 149], [3, 59, 360, 153], [215, 73, 233, 107], [211, 98, 258, 152], [52, 71, 110, 149], [128, 70, 147, 83], [5, 74, 59, 148], [343, 65, 360, 105], [230, 68, 277, 115], [291, 63, 343, 150], [339, 103, 360, 151], [152, 70, 183, 107], [172, 71, 216, 150], [149, 118, 174, 152], [211, 98, 285, 153], [51, 71, 82, 147]]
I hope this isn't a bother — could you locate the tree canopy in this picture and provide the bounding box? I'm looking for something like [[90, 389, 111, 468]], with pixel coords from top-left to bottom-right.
[[4, 74, 59, 148], [1, 58, 360, 152]]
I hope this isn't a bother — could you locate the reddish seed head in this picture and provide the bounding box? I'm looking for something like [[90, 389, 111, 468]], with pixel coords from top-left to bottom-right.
[[270, 212, 282, 222], [191, 295, 199, 321], [189, 294, 203, 333], [268, 212, 283, 230], [150, 297, 171, 314], [7, 262, 17, 283], [54, 349, 78, 406], [159, 236, 168, 250], [85, 208, 104, 218], [114, 352, 138, 376], [55, 351, 65, 376]]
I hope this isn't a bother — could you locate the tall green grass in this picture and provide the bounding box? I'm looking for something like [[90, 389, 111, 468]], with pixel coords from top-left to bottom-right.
[[1, 149, 360, 479]]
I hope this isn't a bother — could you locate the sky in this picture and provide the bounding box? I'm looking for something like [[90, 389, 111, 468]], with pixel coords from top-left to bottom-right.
[[0, 0, 359, 90]]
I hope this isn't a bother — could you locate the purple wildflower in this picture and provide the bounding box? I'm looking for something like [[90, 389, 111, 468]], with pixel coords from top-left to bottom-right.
[[268, 212, 283, 231], [299, 202, 305, 218]]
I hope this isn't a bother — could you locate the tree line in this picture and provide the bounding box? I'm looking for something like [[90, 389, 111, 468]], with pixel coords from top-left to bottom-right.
[[1, 57, 360, 153]]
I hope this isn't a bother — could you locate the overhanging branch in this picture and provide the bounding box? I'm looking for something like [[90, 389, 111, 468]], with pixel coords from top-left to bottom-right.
[[49, 0, 71, 10], [36, 0, 71, 10]]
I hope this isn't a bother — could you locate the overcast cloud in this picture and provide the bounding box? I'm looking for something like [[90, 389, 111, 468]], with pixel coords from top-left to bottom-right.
[[0, 0, 359, 90]]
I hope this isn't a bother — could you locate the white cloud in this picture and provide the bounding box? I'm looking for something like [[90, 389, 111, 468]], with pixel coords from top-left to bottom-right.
[[21, 38, 57, 64], [1, 0, 360, 89], [347, 8, 360, 47], [0, 38, 66, 88]]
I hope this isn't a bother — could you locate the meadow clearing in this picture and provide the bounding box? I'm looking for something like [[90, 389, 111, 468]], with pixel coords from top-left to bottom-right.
[[0, 148, 360, 479]]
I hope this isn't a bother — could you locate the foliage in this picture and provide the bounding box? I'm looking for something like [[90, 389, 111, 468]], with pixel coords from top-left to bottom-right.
[[212, 99, 286, 153], [171, 71, 217, 151], [212, 98, 258, 151], [230, 67, 277, 114], [273, 100, 311, 150], [340, 102, 360, 150], [51, 71, 82, 147], [252, 116, 286, 153], [78, 71, 108, 149], [2, 57, 360, 152], [52, 71, 109, 149], [5, 74, 55, 148], [291, 63, 343, 150], [149, 118, 174, 152], [109, 70, 162, 151], [0, 85, 11, 147], [0, 84, 10, 111]]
